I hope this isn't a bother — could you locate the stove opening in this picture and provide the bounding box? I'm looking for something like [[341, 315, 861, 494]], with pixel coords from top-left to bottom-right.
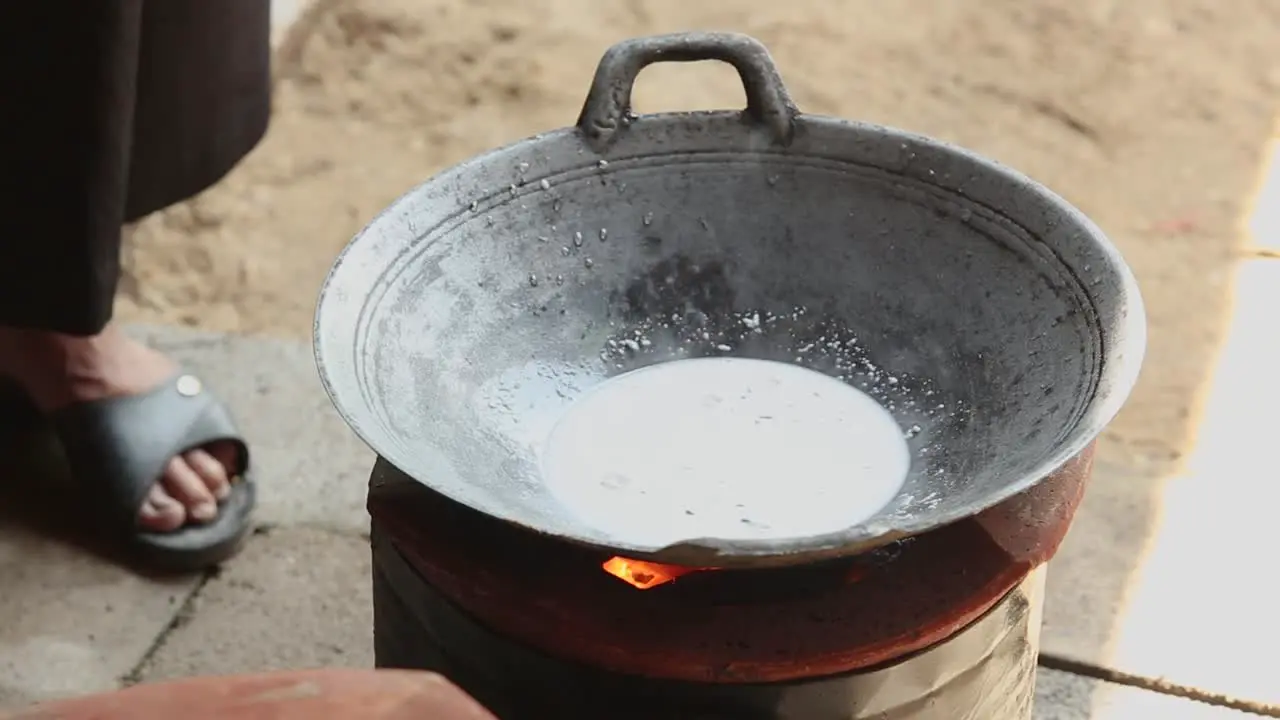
[[599, 549, 888, 599], [600, 556, 712, 589]]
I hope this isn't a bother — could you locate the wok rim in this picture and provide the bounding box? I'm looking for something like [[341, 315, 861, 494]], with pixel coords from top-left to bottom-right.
[[313, 110, 1147, 567]]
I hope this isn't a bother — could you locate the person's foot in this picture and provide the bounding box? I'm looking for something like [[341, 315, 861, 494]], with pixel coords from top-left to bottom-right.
[[0, 323, 238, 531]]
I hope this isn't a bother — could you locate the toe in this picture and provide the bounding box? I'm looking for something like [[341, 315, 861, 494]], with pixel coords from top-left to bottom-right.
[[137, 484, 186, 531], [185, 448, 232, 501], [161, 455, 219, 523]]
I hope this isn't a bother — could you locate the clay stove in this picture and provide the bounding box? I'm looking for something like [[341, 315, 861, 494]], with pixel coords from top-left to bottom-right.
[[368, 447, 1091, 720]]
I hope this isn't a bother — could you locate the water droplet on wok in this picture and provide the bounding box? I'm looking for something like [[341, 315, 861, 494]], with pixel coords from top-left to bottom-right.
[[539, 179, 550, 190], [468, 200, 478, 212], [584, 258, 594, 269], [573, 231, 584, 247], [528, 273, 539, 287], [597, 159, 609, 168], [599, 228, 608, 241], [642, 211, 653, 226]]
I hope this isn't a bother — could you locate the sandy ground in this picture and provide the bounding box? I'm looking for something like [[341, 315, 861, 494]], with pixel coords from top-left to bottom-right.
[[117, 0, 1280, 476]]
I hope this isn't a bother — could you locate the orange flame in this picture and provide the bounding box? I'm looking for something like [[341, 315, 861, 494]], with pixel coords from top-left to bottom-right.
[[601, 556, 706, 589]]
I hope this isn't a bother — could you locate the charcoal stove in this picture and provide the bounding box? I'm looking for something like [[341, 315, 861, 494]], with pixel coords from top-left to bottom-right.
[[367, 446, 1089, 720], [314, 31, 1144, 720]]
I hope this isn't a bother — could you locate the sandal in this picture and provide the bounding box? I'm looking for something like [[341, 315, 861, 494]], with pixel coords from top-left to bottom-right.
[[49, 371, 256, 572]]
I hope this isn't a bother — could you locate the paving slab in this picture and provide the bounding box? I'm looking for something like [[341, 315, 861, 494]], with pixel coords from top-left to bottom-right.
[[128, 325, 374, 534], [0, 512, 195, 709], [135, 527, 373, 682], [1034, 669, 1265, 719], [1040, 458, 1156, 673]]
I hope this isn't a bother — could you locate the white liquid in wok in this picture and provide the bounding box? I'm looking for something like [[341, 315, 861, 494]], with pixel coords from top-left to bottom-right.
[[541, 357, 910, 547]]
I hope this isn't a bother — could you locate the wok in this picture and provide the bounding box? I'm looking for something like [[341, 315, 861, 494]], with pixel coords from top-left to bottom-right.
[[314, 32, 1145, 568]]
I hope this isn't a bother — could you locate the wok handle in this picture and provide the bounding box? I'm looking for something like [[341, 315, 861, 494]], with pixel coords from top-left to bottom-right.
[[577, 32, 797, 151]]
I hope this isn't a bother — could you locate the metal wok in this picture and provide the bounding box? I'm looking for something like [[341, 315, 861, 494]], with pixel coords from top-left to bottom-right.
[[314, 32, 1145, 568]]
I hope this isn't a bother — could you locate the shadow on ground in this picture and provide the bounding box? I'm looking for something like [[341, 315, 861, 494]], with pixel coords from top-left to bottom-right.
[[0, 393, 150, 575]]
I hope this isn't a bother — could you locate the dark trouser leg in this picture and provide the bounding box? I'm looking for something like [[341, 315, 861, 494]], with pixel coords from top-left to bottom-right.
[[126, 0, 272, 221], [0, 0, 271, 336], [0, 3, 143, 335]]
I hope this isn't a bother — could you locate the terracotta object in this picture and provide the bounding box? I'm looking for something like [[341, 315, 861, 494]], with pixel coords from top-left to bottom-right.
[[3, 668, 496, 720]]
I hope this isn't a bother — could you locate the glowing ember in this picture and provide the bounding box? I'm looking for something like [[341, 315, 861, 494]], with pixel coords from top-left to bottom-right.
[[601, 557, 707, 589]]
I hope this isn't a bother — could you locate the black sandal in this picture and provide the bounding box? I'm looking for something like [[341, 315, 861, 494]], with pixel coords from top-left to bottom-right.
[[49, 372, 256, 572]]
